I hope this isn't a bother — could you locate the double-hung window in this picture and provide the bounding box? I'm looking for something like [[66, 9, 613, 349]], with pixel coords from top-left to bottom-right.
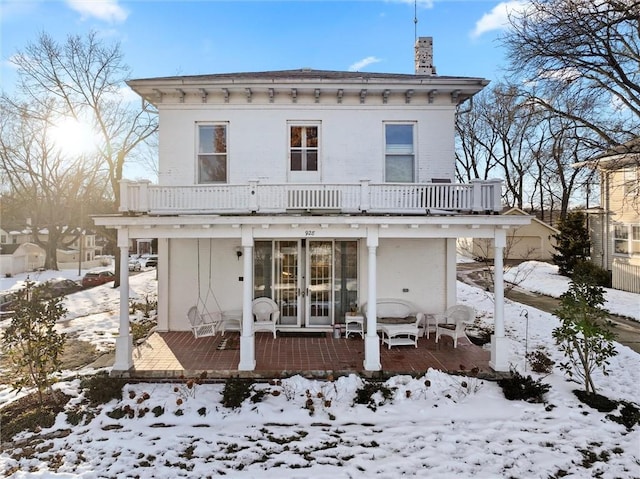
[[613, 224, 640, 255], [289, 125, 318, 171], [633, 226, 640, 255], [614, 225, 629, 254], [197, 124, 227, 183], [385, 123, 415, 182]]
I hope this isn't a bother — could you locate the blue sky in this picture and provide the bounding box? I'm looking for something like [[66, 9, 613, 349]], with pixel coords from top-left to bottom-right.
[[0, 0, 525, 90]]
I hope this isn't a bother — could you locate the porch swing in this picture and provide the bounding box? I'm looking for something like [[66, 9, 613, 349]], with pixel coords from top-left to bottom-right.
[[187, 239, 223, 338]]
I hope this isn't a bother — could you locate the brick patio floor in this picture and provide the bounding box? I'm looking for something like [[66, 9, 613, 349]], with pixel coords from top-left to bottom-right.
[[129, 331, 491, 379]]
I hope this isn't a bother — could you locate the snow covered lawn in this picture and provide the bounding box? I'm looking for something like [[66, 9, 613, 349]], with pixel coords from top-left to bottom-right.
[[0, 263, 639, 478], [504, 261, 639, 321]]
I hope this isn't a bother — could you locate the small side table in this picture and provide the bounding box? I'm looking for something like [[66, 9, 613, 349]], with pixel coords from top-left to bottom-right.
[[220, 310, 242, 336], [344, 314, 365, 339]]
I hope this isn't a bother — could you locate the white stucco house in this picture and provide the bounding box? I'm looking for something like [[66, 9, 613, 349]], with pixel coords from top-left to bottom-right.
[[94, 38, 530, 375]]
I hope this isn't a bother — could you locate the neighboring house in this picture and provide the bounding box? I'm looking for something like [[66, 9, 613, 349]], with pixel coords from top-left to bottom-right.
[[579, 138, 640, 293], [94, 37, 531, 374], [459, 207, 559, 261], [0, 229, 10, 245], [0, 242, 45, 277], [1, 226, 100, 270]]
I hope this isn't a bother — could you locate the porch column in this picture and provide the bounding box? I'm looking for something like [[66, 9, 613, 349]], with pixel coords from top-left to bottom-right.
[[445, 238, 457, 309], [490, 228, 509, 372], [364, 228, 381, 371], [156, 238, 169, 331], [238, 228, 255, 371], [114, 228, 133, 372]]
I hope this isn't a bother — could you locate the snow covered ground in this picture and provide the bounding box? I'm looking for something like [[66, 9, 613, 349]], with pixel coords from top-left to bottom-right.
[[504, 261, 640, 321], [0, 262, 639, 478]]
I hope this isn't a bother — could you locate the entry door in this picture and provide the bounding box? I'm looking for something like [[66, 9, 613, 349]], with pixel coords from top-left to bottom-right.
[[306, 240, 333, 327], [256, 239, 357, 329], [273, 240, 301, 327], [272, 240, 331, 328]]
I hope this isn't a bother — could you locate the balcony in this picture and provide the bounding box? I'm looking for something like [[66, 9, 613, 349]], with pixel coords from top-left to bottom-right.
[[119, 179, 503, 216]]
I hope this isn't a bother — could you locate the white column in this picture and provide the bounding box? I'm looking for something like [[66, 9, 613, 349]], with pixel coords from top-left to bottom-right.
[[445, 238, 457, 309], [238, 227, 256, 371], [156, 238, 169, 331], [490, 228, 509, 371], [363, 228, 381, 371], [113, 228, 133, 372]]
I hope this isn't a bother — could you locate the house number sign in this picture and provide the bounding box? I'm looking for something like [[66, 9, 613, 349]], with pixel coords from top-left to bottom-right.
[[305, 230, 316, 236]]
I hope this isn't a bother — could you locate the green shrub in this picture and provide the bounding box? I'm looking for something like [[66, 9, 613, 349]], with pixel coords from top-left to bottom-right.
[[80, 372, 128, 407], [353, 380, 396, 411], [222, 377, 253, 409], [552, 211, 590, 277], [2, 281, 67, 406], [498, 370, 550, 403], [572, 260, 611, 287], [553, 280, 617, 394]]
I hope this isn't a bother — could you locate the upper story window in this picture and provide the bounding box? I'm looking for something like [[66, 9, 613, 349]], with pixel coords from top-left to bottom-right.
[[197, 124, 227, 183], [385, 123, 415, 182], [289, 125, 318, 171], [614, 224, 640, 256]]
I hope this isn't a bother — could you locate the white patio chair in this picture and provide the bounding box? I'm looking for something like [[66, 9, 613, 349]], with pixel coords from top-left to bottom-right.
[[187, 306, 219, 338], [435, 305, 475, 348], [252, 297, 279, 338]]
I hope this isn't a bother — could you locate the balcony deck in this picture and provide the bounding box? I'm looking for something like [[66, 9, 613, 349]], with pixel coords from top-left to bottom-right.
[[120, 179, 503, 216]]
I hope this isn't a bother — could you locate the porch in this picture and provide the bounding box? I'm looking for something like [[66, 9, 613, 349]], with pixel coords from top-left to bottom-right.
[[127, 331, 491, 379]]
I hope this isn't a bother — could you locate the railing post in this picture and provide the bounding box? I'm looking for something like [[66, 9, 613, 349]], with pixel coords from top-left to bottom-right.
[[138, 180, 151, 213], [490, 178, 503, 212], [248, 180, 259, 213], [119, 179, 131, 212], [360, 179, 370, 212], [470, 179, 483, 212]]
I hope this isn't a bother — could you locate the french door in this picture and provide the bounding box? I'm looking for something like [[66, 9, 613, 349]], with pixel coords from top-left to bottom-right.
[[253, 239, 358, 329]]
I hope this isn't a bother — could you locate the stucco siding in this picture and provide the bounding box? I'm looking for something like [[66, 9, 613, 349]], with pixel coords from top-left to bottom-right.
[[371, 238, 447, 314], [165, 237, 448, 331], [168, 238, 245, 331], [157, 105, 457, 186]]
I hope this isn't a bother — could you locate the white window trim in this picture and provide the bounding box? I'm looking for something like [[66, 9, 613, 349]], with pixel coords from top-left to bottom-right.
[[383, 122, 417, 183], [613, 223, 640, 257], [287, 121, 321, 173], [196, 122, 229, 184]]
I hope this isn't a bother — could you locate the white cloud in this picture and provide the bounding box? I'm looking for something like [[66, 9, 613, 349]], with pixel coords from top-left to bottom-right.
[[66, 0, 128, 23], [470, 1, 528, 38], [348, 56, 382, 72], [539, 67, 581, 83]]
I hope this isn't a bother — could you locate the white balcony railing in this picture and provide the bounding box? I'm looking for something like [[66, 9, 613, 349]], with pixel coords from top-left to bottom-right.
[[119, 179, 503, 215]]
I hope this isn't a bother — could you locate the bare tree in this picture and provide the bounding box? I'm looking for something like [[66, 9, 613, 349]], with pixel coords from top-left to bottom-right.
[[9, 31, 158, 283], [503, 0, 640, 147], [456, 83, 541, 209], [0, 98, 107, 269]]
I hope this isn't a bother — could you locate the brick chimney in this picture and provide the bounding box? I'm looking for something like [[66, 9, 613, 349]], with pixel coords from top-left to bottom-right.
[[415, 36, 435, 75]]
